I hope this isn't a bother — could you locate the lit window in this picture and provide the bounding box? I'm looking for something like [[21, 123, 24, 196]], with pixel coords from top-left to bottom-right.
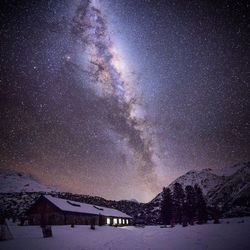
[[126, 219, 129, 224], [122, 219, 125, 224], [118, 218, 121, 224], [113, 218, 117, 224], [107, 218, 111, 225]]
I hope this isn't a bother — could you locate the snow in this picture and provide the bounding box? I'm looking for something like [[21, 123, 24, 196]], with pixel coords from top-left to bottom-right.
[[212, 162, 247, 177], [0, 169, 57, 193], [44, 195, 131, 218], [169, 169, 224, 195], [151, 169, 223, 203], [1, 217, 250, 250], [151, 162, 250, 207]]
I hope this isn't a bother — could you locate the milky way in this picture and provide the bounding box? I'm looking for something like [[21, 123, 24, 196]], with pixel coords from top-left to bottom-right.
[[69, 0, 161, 191], [1, 0, 249, 201]]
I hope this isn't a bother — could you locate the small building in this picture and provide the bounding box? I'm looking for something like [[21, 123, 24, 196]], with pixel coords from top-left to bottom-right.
[[27, 195, 132, 226]]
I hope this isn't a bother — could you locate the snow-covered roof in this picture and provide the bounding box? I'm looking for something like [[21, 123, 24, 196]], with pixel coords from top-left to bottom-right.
[[43, 195, 132, 218]]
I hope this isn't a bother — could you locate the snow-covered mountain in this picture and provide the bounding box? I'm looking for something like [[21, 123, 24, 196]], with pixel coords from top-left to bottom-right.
[[207, 162, 250, 208], [148, 162, 250, 219], [152, 169, 224, 204], [0, 169, 58, 193], [152, 162, 249, 204]]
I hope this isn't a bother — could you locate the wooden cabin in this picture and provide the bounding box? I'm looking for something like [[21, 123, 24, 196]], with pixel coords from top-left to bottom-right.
[[27, 195, 132, 226]]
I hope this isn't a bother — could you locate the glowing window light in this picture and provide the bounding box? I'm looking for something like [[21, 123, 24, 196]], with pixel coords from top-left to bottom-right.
[[126, 219, 129, 224], [107, 218, 111, 225], [122, 219, 125, 224], [118, 218, 122, 224], [113, 218, 117, 224]]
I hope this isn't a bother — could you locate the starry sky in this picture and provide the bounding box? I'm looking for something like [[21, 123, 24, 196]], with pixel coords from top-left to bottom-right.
[[1, 0, 250, 202]]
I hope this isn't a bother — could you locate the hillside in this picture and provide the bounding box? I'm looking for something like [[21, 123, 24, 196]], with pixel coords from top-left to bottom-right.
[[152, 162, 249, 202], [148, 162, 250, 221], [0, 169, 58, 193], [207, 162, 250, 217]]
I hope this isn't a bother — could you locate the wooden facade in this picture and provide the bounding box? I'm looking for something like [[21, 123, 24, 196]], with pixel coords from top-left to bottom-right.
[[27, 196, 131, 226]]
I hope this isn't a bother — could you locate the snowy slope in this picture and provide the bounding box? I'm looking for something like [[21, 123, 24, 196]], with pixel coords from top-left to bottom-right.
[[169, 169, 224, 195], [151, 162, 250, 209], [152, 169, 224, 204], [0, 169, 57, 193], [212, 162, 248, 177], [207, 163, 250, 208], [2, 217, 250, 250]]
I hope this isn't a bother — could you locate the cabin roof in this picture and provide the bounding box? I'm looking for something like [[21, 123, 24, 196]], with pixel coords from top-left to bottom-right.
[[43, 195, 132, 218]]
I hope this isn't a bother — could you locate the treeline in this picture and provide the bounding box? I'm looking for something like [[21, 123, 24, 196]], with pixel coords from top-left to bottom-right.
[[160, 183, 208, 227]]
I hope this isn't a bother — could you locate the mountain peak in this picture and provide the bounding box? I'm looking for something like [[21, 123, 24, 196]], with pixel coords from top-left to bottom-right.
[[151, 162, 250, 204], [0, 169, 58, 193]]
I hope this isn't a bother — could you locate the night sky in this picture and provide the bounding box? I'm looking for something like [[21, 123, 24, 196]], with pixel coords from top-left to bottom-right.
[[1, 0, 249, 202]]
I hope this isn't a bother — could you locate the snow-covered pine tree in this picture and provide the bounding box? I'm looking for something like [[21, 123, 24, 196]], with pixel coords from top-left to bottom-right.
[[160, 187, 173, 227]]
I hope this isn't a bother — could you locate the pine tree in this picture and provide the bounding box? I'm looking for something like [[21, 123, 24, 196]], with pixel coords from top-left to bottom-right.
[[160, 187, 173, 226], [185, 185, 196, 225], [212, 205, 220, 224], [194, 184, 208, 224], [182, 202, 188, 227], [173, 182, 185, 224]]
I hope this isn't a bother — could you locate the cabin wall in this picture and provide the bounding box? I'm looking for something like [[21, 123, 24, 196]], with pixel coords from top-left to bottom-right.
[[64, 213, 99, 225], [28, 198, 65, 225]]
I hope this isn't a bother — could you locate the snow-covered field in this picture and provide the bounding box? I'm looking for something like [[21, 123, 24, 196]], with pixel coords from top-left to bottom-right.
[[1, 217, 250, 250]]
